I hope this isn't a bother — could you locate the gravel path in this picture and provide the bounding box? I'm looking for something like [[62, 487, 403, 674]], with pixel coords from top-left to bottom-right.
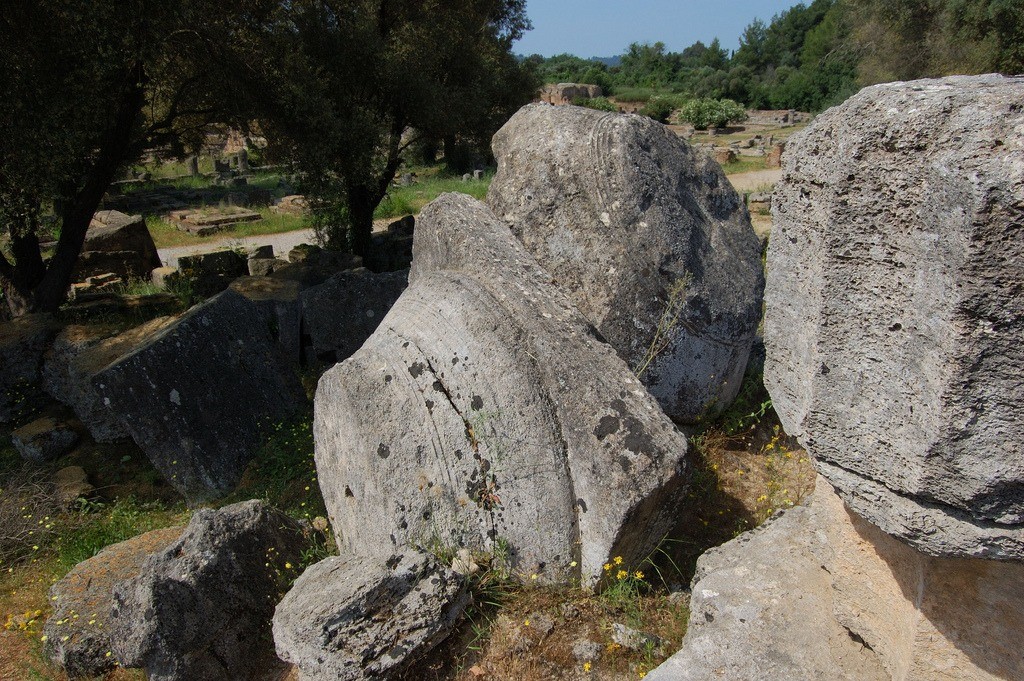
[[156, 218, 396, 268], [158, 229, 317, 268], [157, 172, 781, 267], [727, 169, 783, 193]]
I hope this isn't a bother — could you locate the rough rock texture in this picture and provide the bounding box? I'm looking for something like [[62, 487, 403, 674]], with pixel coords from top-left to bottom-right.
[[45, 527, 183, 679], [229, 276, 304, 363], [0, 314, 60, 423], [315, 194, 689, 585], [111, 501, 306, 681], [765, 75, 1024, 559], [299, 269, 408, 366], [273, 551, 469, 680], [11, 416, 79, 463], [54, 465, 93, 506], [72, 210, 162, 281], [648, 479, 1024, 681], [93, 291, 305, 501], [538, 83, 603, 105], [42, 318, 176, 442], [487, 104, 764, 423]]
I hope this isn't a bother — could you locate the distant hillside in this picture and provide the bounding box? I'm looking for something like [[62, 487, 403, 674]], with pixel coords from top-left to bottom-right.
[[588, 55, 621, 68]]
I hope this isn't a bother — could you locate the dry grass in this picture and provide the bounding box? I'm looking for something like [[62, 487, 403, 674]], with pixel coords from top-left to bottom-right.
[[406, 581, 688, 681]]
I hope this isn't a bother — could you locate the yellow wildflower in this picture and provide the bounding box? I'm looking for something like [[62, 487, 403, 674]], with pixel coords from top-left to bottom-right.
[[613, 556, 623, 565], [583, 661, 592, 672], [616, 570, 628, 580]]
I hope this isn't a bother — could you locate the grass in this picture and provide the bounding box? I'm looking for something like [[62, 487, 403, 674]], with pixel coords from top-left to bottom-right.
[[720, 156, 770, 175], [146, 208, 308, 249], [375, 169, 492, 221]]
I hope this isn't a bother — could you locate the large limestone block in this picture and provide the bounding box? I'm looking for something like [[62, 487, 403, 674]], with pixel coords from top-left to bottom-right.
[[73, 210, 162, 281], [488, 104, 764, 423], [649, 480, 1024, 681], [93, 290, 305, 501], [42, 318, 177, 442], [315, 194, 689, 586], [765, 75, 1024, 559], [273, 550, 469, 680], [111, 501, 306, 681], [299, 268, 408, 366], [44, 527, 183, 679]]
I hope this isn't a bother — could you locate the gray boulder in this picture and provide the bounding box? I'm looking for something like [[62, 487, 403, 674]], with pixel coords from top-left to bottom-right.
[[229, 276, 304, 363], [42, 318, 177, 442], [45, 527, 183, 679], [178, 249, 249, 296], [764, 75, 1024, 559], [487, 104, 764, 424], [110, 501, 306, 681], [11, 416, 79, 463], [649, 479, 1024, 681], [315, 193, 688, 586], [0, 313, 59, 423], [248, 257, 288, 277], [273, 550, 469, 680], [299, 268, 408, 366], [93, 290, 305, 502]]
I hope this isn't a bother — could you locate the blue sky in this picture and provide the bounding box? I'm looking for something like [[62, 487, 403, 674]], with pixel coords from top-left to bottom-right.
[[514, 0, 803, 58]]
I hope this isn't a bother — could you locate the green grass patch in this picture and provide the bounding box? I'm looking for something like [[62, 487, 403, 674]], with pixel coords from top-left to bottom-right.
[[147, 208, 308, 249], [609, 86, 660, 103], [225, 409, 326, 521], [374, 170, 492, 221], [721, 156, 770, 175], [51, 498, 187, 575]]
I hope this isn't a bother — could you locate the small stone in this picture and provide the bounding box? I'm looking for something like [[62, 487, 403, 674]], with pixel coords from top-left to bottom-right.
[[11, 416, 79, 463], [572, 639, 602, 662], [54, 466, 93, 506], [611, 622, 668, 656]]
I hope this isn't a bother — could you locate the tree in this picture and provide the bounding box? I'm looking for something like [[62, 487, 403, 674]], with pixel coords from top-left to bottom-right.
[[0, 0, 258, 316], [231, 0, 534, 255]]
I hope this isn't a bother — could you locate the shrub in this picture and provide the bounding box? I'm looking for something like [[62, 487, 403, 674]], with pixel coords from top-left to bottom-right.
[[678, 98, 748, 130], [639, 95, 685, 124], [572, 96, 617, 112]]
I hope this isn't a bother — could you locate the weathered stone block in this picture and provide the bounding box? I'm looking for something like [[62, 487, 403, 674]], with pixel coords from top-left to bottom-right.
[[487, 104, 764, 423], [45, 527, 183, 679], [93, 291, 305, 501], [273, 551, 469, 680], [765, 75, 1024, 559], [111, 501, 305, 681], [315, 194, 688, 586]]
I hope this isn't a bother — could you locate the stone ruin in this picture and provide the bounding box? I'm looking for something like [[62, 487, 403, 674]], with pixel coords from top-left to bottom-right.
[[650, 74, 1024, 680], [537, 82, 604, 105], [487, 104, 764, 424], [23, 74, 1024, 681], [274, 104, 763, 676]]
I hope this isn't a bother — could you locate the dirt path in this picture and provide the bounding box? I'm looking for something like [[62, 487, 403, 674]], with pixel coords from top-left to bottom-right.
[[727, 169, 783, 193], [157, 172, 781, 267], [157, 218, 394, 268]]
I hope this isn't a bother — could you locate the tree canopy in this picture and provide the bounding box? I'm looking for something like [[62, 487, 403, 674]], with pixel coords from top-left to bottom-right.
[[530, 0, 1022, 113], [230, 0, 534, 254], [0, 0, 535, 315]]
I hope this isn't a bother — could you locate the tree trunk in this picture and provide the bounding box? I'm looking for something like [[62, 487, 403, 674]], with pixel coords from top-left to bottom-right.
[[4, 71, 147, 315]]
